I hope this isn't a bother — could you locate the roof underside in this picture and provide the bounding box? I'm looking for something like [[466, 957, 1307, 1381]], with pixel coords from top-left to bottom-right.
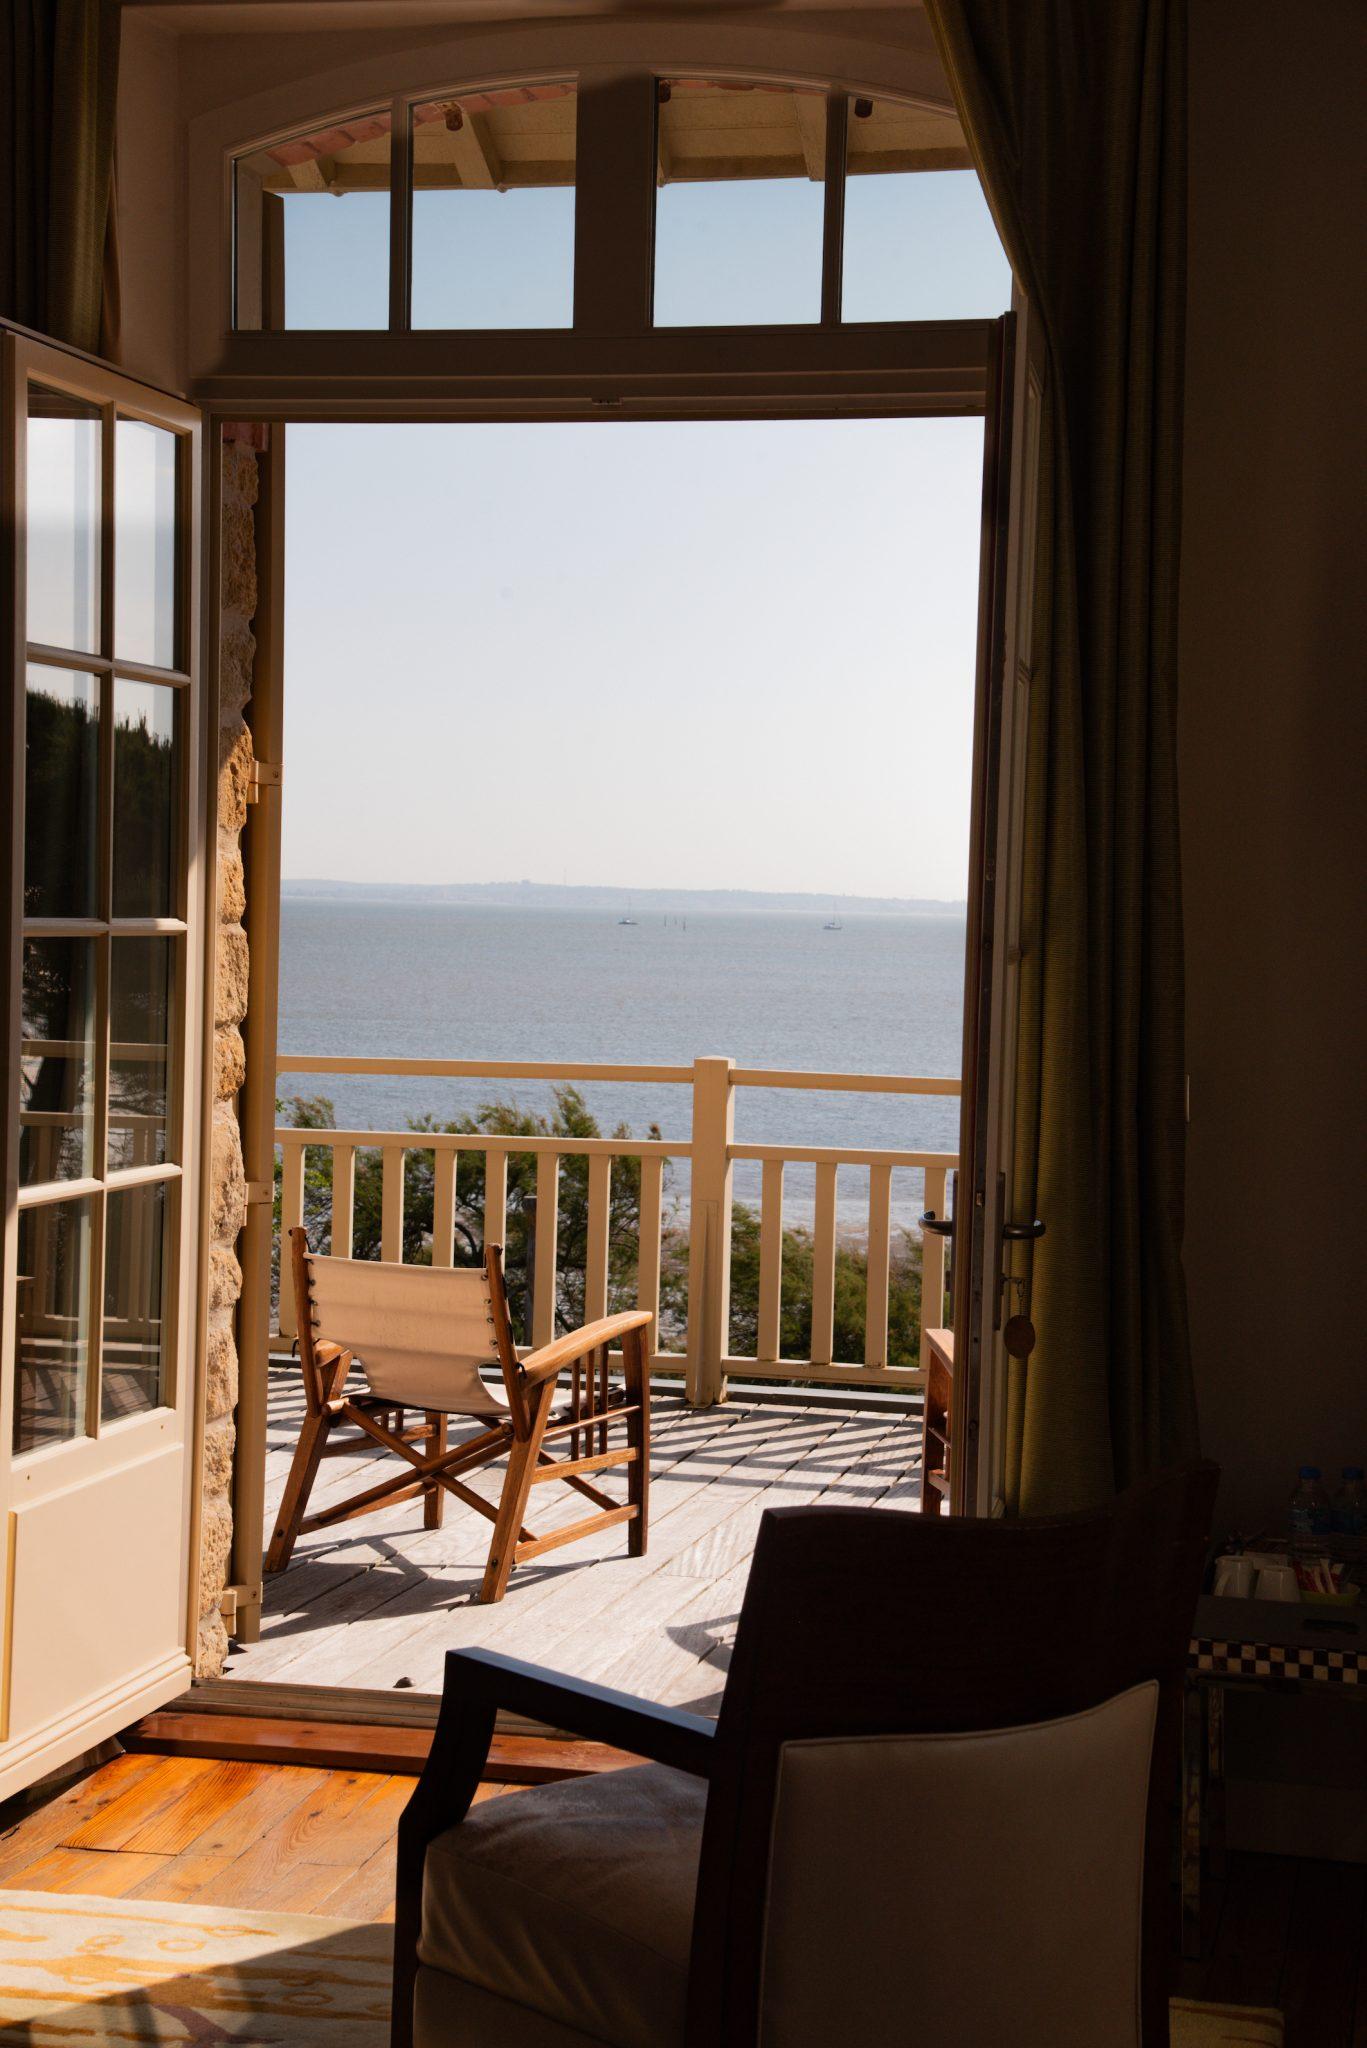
[[239, 82, 972, 195]]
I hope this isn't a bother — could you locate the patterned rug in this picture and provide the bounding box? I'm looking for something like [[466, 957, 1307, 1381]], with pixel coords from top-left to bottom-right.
[[0, 1890, 1283, 2046], [0, 1891, 391, 2045]]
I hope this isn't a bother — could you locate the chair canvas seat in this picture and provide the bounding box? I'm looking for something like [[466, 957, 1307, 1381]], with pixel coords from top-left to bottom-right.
[[308, 1256, 510, 1418]]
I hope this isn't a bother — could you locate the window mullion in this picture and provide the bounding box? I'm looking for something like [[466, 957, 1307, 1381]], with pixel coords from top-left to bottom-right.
[[389, 94, 412, 333], [573, 71, 656, 337], [821, 90, 848, 329]]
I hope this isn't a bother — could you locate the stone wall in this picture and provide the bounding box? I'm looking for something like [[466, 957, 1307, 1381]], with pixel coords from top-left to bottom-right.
[[198, 433, 261, 1677]]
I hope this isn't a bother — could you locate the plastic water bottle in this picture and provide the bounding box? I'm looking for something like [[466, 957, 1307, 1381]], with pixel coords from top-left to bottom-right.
[[1332, 1467, 1366, 1536], [1290, 1466, 1333, 1538]]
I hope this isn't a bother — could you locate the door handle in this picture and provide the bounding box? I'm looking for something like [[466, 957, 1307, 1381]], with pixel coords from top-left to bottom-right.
[[919, 1210, 955, 1238], [1001, 1218, 1045, 1242]]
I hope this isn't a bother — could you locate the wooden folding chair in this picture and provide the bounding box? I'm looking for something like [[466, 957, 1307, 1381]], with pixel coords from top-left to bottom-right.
[[266, 1226, 651, 1603]]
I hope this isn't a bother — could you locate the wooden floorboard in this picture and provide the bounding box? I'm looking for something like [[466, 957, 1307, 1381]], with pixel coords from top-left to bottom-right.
[[226, 1377, 925, 1705], [0, 1755, 537, 1926], [1171, 1850, 1367, 2048]]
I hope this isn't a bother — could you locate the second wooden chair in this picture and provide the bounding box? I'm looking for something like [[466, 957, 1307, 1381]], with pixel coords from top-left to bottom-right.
[[267, 1226, 652, 1603]]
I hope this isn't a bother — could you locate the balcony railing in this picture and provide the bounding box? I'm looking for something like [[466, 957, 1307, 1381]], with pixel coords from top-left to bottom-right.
[[274, 1055, 959, 1402]]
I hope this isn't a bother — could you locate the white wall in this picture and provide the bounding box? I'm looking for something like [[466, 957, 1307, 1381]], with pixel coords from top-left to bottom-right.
[[1181, 0, 1367, 1534]]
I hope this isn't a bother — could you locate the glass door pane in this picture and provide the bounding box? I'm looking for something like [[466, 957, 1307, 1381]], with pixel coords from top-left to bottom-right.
[[115, 420, 180, 669], [108, 936, 175, 1171], [20, 938, 97, 1186], [13, 1197, 94, 1454], [102, 1180, 169, 1423], [24, 665, 100, 918], [26, 387, 101, 653], [112, 678, 179, 917]]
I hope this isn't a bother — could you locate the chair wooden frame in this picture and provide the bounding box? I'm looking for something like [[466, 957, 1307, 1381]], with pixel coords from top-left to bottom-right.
[[266, 1226, 651, 1603]]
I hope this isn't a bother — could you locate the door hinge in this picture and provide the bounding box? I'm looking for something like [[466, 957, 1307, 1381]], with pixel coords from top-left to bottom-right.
[[246, 759, 282, 802], [244, 1180, 274, 1205]]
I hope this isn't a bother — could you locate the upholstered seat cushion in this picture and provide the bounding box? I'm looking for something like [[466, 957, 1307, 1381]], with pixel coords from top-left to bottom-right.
[[417, 1764, 705, 2048]]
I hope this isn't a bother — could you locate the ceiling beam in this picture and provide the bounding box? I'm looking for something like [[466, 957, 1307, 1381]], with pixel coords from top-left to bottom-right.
[[794, 95, 828, 183]]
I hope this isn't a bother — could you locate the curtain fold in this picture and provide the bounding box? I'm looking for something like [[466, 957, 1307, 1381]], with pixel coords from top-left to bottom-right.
[[2, 0, 121, 354], [926, 0, 1200, 1510]]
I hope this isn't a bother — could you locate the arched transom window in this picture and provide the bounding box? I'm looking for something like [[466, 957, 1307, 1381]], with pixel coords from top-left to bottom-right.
[[230, 74, 1008, 338]]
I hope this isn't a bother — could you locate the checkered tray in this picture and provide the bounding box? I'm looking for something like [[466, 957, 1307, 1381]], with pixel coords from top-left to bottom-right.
[[1190, 1636, 1366, 1684]]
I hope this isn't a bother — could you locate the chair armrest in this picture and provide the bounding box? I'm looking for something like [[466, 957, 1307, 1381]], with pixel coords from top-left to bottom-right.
[[392, 1644, 714, 2047], [521, 1310, 654, 1388], [442, 1647, 717, 1777]]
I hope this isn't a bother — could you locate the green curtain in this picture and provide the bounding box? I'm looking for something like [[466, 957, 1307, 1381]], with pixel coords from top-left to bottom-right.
[[926, 0, 1200, 1510], [2, 0, 121, 354]]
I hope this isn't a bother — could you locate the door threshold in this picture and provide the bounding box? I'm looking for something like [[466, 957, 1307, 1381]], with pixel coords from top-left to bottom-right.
[[120, 1678, 643, 1780]]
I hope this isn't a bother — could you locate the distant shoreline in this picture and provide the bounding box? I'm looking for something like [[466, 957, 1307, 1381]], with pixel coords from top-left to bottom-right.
[[280, 879, 966, 916]]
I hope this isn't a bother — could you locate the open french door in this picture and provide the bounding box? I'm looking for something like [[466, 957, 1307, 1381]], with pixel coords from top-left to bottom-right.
[[950, 299, 1046, 1515], [0, 331, 208, 1798]]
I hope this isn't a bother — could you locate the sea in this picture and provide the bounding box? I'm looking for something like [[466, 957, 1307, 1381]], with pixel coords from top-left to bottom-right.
[[277, 900, 966, 1234]]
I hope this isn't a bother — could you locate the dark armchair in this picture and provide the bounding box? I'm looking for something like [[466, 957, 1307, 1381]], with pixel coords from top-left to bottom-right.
[[393, 1463, 1217, 2048]]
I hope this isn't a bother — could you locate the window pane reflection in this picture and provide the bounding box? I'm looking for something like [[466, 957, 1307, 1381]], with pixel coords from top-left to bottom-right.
[[103, 1180, 169, 1423], [25, 665, 99, 918], [116, 420, 179, 668], [14, 1197, 93, 1455], [27, 386, 101, 653], [654, 80, 826, 327], [842, 95, 1010, 321], [20, 939, 96, 1187], [109, 937, 174, 1170], [113, 679, 178, 918], [235, 110, 392, 329], [411, 83, 576, 329]]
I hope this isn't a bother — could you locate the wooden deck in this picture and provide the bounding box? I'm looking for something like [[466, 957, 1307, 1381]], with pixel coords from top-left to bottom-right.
[[226, 1365, 924, 1708]]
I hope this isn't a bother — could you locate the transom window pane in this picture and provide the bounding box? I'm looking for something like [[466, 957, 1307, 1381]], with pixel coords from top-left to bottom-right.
[[14, 1197, 93, 1454], [115, 420, 179, 669], [109, 936, 175, 1171], [235, 109, 393, 329], [411, 83, 576, 329], [26, 386, 101, 653], [102, 1180, 169, 1423], [113, 679, 178, 918], [24, 664, 99, 919], [20, 938, 97, 1187], [654, 79, 826, 327], [841, 94, 1011, 322]]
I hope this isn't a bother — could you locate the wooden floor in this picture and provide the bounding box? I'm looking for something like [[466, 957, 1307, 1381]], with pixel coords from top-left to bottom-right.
[[0, 1750, 468, 1923], [228, 1370, 922, 1708], [1174, 1851, 1367, 2046], [4, 1755, 1364, 2044]]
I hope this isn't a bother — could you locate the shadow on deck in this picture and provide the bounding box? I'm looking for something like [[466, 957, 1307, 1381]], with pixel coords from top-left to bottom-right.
[[223, 1365, 924, 1711]]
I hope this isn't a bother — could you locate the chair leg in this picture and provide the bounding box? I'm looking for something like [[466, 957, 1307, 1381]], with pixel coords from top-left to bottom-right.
[[480, 1388, 552, 1604], [424, 1412, 447, 1529], [266, 1408, 331, 1571], [625, 1327, 650, 1558]]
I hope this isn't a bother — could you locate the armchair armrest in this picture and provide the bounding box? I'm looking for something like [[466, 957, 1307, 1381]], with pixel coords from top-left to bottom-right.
[[521, 1310, 653, 1388], [442, 1647, 717, 1776], [391, 1644, 715, 2048]]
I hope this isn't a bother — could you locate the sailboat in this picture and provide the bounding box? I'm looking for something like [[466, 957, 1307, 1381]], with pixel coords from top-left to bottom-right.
[[823, 901, 843, 931], [617, 898, 637, 926]]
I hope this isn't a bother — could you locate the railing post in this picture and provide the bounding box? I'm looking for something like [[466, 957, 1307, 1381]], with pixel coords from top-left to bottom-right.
[[686, 1056, 735, 1406]]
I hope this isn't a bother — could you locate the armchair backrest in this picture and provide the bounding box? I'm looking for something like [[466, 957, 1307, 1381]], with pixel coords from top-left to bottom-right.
[[688, 1461, 1218, 2048], [290, 1229, 526, 1427]]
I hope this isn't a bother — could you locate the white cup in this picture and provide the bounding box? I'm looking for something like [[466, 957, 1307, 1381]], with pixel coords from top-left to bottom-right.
[[1214, 1555, 1255, 1598], [1254, 1564, 1300, 1602]]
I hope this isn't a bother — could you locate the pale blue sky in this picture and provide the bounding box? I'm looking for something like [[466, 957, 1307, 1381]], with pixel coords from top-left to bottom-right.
[[280, 170, 1009, 899]]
